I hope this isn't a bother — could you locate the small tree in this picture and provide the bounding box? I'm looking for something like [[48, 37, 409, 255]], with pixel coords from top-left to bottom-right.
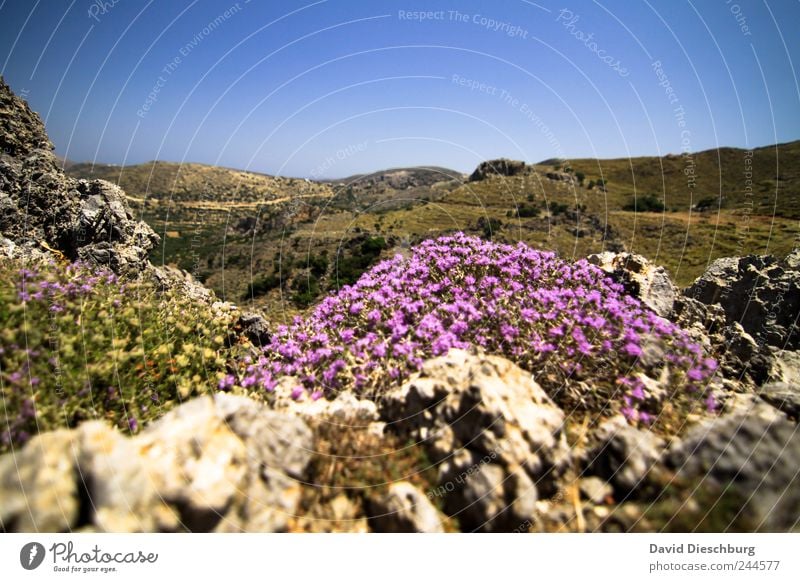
[[575, 171, 585, 186]]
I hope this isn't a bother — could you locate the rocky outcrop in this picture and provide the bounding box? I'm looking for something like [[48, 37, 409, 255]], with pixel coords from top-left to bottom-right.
[[0, 394, 313, 532], [588, 252, 678, 318], [379, 349, 570, 531], [1, 78, 159, 275], [667, 403, 800, 531], [684, 251, 800, 350], [368, 482, 445, 533], [544, 171, 575, 183], [469, 159, 529, 182], [584, 415, 665, 496]]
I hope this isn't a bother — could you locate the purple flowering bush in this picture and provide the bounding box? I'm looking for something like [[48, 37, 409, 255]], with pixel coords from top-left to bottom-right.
[[231, 233, 716, 425], [0, 259, 244, 453]]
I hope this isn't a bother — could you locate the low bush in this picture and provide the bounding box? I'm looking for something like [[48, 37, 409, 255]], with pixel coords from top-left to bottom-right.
[[229, 233, 717, 427], [0, 259, 245, 453]]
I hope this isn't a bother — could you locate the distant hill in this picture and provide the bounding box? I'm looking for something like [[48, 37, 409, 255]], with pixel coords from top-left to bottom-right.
[[65, 144, 799, 308], [66, 160, 332, 204], [550, 140, 800, 220], [332, 166, 464, 189]]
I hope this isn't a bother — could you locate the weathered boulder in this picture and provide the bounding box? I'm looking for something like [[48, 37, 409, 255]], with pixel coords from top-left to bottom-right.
[[368, 481, 445, 533], [671, 295, 773, 385], [758, 350, 800, 417], [684, 251, 800, 350], [379, 349, 570, 531], [0, 394, 313, 532], [667, 403, 800, 531], [585, 415, 665, 496], [237, 311, 271, 347], [588, 252, 678, 318]]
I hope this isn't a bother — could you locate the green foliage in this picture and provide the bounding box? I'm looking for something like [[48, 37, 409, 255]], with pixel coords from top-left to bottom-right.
[[291, 274, 321, 307], [511, 204, 541, 218], [623, 195, 666, 213], [0, 260, 247, 453], [243, 273, 282, 299], [575, 171, 585, 185], [694, 196, 719, 212], [477, 217, 502, 239], [307, 252, 329, 278], [332, 237, 388, 289], [548, 202, 569, 216]]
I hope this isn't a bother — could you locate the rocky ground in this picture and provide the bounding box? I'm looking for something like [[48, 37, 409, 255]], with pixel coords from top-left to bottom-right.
[[1, 78, 798, 533]]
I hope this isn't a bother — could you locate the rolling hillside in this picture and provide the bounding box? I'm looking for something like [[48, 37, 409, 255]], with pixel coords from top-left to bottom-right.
[[66, 143, 799, 314]]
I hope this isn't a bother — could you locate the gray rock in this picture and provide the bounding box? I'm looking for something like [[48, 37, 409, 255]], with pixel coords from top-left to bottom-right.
[[545, 171, 576, 183], [0, 429, 79, 532], [579, 476, 614, 505], [368, 482, 445, 533], [238, 311, 271, 347], [667, 404, 800, 531], [436, 450, 537, 532], [585, 416, 664, 495], [381, 349, 570, 481], [380, 349, 569, 531], [758, 351, 800, 416], [759, 382, 800, 418], [684, 253, 800, 350], [588, 251, 678, 317], [152, 264, 214, 303], [0, 78, 158, 275], [0, 394, 312, 532], [671, 296, 772, 385]]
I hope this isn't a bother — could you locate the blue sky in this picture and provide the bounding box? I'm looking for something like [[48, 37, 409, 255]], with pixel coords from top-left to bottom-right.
[[1, 0, 798, 177]]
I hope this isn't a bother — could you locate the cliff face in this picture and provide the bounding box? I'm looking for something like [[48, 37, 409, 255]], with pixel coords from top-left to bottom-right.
[[0, 77, 158, 273]]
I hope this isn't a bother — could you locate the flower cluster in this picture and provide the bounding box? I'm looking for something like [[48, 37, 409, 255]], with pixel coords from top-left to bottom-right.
[[1, 259, 245, 452], [231, 233, 717, 424]]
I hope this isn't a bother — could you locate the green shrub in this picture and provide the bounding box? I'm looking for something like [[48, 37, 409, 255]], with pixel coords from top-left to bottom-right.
[[511, 204, 541, 218], [243, 273, 282, 299], [307, 253, 329, 278], [623, 195, 665, 213], [332, 237, 388, 289], [1, 259, 247, 453], [291, 274, 321, 307], [476, 217, 502, 239]]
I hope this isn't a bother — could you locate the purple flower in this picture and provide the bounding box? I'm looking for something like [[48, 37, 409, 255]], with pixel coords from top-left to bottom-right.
[[229, 232, 714, 421], [217, 374, 236, 391]]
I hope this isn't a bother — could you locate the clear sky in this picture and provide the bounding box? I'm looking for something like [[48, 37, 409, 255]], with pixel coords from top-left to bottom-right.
[[1, 0, 798, 178]]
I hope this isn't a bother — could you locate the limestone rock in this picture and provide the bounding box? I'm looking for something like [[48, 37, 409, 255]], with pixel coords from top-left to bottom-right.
[[684, 251, 800, 349], [368, 482, 445, 533], [667, 404, 800, 531], [0, 429, 79, 532], [380, 349, 569, 531], [0, 394, 312, 532], [588, 251, 678, 317], [585, 415, 664, 495]]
